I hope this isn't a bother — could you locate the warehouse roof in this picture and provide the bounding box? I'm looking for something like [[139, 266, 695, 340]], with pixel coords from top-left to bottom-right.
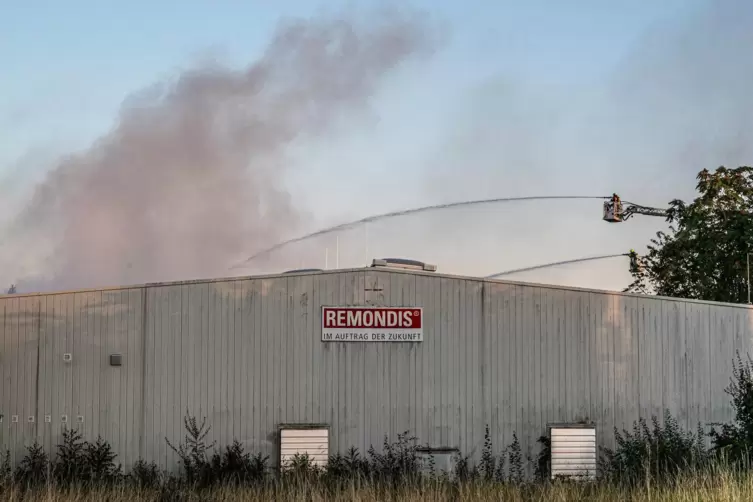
[[1, 262, 752, 310]]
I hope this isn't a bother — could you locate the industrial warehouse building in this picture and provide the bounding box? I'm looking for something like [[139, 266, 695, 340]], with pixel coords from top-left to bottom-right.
[[1, 260, 752, 476]]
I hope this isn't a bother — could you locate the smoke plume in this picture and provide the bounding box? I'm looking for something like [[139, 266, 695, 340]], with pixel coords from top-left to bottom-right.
[[2, 9, 436, 292]]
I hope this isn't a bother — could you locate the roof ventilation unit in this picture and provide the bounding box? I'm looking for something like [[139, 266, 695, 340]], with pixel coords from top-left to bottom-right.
[[549, 423, 597, 480], [282, 268, 324, 274], [371, 258, 437, 272]]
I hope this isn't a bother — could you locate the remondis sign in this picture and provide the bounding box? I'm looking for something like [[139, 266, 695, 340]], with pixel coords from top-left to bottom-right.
[[321, 306, 423, 342]]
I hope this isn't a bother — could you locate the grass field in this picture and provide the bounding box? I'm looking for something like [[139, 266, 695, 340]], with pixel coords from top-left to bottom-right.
[[4, 470, 753, 502]]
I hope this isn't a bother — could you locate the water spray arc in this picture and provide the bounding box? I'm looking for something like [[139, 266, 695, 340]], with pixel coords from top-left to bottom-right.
[[232, 195, 611, 270], [485, 253, 629, 279]]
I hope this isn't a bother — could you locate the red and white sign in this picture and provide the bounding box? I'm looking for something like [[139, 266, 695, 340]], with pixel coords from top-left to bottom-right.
[[321, 306, 423, 342]]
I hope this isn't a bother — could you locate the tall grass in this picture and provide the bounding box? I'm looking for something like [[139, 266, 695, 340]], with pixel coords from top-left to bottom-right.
[[5, 469, 753, 502], [0, 417, 751, 502]]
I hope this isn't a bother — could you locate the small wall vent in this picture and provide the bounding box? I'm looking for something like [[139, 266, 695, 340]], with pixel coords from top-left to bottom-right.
[[371, 258, 437, 272], [549, 423, 597, 480], [416, 447, 459, 477]]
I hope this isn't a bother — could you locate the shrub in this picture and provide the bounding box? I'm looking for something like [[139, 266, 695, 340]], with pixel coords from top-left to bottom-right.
[[710, 351, 753, 465], [451, 428, 523, 483], [454, 453, 475, 482], [48, 428, 123, 486], [366, 431, 421, 484], [478, 425, 525, 482], [84, 436, 122, 484], [53, 427, 87, 485], [479, 425, 496, 481], [246, 452, 271, 483], [129, 459, 161, 489], [165, 412, 216, 488], [209, 440, 269, 485], [14, 442, 48, 488], [165, 412, 270, 489], [507, 433, 524, 483], [534, 435, 551, 481], [326, 447, 370, 481], [0, 408, 736, 493], [283, 452, 321, 475], [0, 450, 11, 489], [599, 410, 707, 485]]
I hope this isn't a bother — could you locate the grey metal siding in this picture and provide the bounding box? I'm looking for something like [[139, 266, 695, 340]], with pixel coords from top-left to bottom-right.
[[1, 269, 752, 473], [0, 289, 145, 466]]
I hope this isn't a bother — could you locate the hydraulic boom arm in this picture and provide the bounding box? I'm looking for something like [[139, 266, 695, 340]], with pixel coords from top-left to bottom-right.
[[603, 194, 669, 222]]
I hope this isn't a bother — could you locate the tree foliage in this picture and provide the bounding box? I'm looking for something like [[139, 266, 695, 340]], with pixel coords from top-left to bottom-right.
[[626, 166, 753, 303]]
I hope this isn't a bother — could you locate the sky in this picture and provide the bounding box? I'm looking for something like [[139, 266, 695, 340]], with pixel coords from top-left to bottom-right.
[[1, 0, 697, 165], [1, 0, 750, 293]]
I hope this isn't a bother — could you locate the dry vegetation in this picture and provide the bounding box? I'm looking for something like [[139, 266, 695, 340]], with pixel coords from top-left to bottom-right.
[[4, 471, 753, 502]]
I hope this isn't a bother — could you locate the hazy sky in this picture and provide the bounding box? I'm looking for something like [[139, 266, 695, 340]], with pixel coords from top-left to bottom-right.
[[2, 0, 750, 293]]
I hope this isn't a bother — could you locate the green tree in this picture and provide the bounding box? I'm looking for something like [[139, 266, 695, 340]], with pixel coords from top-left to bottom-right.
[[626, 166, 753, 303]]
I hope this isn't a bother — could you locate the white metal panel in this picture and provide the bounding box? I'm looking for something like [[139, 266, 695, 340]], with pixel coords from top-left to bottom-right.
[[550, 426, 596, 480], [280, 427, 329, 467]]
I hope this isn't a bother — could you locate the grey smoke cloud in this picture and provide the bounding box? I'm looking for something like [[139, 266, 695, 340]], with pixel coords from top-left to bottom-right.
[[2, 9, 437, 292]]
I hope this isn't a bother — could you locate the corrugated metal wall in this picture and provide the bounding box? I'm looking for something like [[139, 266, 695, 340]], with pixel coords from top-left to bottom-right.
[[0, 288, 145, 467], [1, 269, 752, 472]]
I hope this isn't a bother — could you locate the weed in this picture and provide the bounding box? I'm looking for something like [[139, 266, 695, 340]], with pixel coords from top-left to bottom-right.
[[129, 459, 161, 489], [14, 442, 48, 488], [480, 425, 495, 481], [53, 427, 87, 486], [507, 433, 523, 483], [367, 431, 420, 484], [327, 447, 369, 481], [600, 410, 708, 485], [210, 440, 268, 485], [0, 450, 11, 489], [534, 434, 551, 481], [165, 412, 216, 487], [84, 436, 122, 485]]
